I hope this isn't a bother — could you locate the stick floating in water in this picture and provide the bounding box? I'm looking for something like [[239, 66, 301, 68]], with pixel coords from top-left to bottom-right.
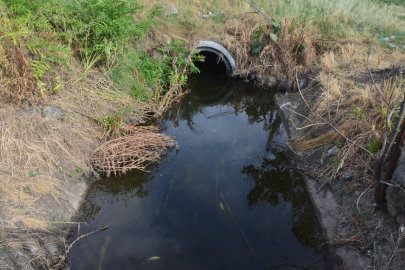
[[147, 256, 161, 261], [220, 192, 256, 258]]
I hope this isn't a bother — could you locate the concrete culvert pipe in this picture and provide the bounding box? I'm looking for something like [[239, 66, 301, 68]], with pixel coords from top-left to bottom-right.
[[196, 41, 236, 76]]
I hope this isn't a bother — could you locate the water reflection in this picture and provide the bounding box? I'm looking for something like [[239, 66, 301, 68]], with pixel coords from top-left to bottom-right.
[[69, 74, 330, 270], [79, 169, 155, 221]]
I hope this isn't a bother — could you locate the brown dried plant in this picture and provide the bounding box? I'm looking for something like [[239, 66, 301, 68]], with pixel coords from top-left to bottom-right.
[[0, 42, 40, 105], [91, 126, 176, 176]]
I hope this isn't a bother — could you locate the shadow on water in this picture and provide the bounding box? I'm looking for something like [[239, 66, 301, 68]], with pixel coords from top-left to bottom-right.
[[69, 74, 332, 270]]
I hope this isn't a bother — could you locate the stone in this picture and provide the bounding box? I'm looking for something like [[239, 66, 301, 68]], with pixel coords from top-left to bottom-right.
[[45, 242, 59, 255], [42, 106, 63, 118], [339, 173, 354, 181], [255, 73, 263, 82], [326, 146, 339, 157], [161, 34, 172, 45], [168, 7, 178, 15], [14, 219, 24, 228], [278, 79, 307, 93], [265, 76, 278, 89]]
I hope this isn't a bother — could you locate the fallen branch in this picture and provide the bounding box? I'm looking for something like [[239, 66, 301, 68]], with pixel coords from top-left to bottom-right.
[[91, 126, 176, 176], [52, 226, 109, 269]]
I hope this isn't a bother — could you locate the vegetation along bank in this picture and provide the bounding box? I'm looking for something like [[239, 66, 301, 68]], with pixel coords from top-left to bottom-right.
[[1, 0, 405, 269]]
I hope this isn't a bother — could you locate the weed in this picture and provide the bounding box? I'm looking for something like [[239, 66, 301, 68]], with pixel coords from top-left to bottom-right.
[[24, 185, 31, 194], [0, 249, 7, 256], [76, 167, 83, 173], [99, 107, 132, 139], [350, 108, 366, 119], [368, 141, 380, 155], [68, 173, 75, 177], [56, 164, 63, 174], [28, 171, 37, 177]]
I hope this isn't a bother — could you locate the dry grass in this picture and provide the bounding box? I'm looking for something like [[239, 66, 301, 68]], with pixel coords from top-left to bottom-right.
[[291, 41, 405, 182], [0, 53, 148, 268], [0, 36, 40, 105], [0, 0, 404, 268]]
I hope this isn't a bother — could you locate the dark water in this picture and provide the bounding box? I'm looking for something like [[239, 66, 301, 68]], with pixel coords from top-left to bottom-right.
[[69, 74, 331, 270]]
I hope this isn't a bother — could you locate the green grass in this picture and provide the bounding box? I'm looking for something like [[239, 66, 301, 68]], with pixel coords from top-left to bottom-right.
[[0, 0, 202, 107], [373, 0, 405, 6]]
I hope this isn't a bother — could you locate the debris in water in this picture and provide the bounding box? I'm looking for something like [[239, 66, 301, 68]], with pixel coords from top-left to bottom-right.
[[148, 256, 160, 261], [219, 202, 224, 210]]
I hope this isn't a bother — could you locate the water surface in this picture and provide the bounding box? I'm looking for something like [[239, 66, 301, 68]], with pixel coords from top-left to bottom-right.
[[70, 74, 331, 269]]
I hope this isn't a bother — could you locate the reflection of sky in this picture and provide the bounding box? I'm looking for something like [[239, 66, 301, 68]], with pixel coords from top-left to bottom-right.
[[69, 77, 330, 270]]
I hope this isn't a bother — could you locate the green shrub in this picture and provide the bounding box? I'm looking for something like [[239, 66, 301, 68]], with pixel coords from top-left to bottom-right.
[[60, 0, 161, 60]]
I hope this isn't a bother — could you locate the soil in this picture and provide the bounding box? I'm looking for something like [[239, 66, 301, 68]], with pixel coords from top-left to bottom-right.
[[277, 88, 405, 269], [0, 174, 89, 270]]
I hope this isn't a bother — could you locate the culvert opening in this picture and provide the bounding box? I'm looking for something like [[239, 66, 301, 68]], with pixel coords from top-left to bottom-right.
[[195, 51, 228, 77]]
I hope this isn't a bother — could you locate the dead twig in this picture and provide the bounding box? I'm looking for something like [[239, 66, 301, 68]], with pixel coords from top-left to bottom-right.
[[356, 183, 373, 213], [295, 72, 376, 158], [366, 53, 390, 107], [243, 0, 272, 22], [91, 126, 176, 176], [52, 226, 109, 269], [220, 192, 256, 258]]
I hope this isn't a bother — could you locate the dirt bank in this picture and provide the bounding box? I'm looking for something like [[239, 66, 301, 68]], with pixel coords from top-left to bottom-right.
[[0, 62, 148, 269], [277, 82, 405, 269]]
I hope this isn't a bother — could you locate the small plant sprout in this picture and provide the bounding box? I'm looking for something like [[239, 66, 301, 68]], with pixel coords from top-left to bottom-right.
[[29, 171, 37, 177], [24, 185, 32, 194]]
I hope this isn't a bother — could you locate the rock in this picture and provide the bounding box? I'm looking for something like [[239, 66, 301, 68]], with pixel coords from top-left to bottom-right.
[[14, 219, 24, 228], [339, 173, 354, 181], [168, 7, 178, 15], [45, 242, 59, 255], [326, 146, 339, 157], [42, 106, 63, 118], [255, 73, 263, 82], [278, 79, 307, 93], [265, 76, 278, 89], [161, 34, 172, 45], [248, 74, 256, 81]]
